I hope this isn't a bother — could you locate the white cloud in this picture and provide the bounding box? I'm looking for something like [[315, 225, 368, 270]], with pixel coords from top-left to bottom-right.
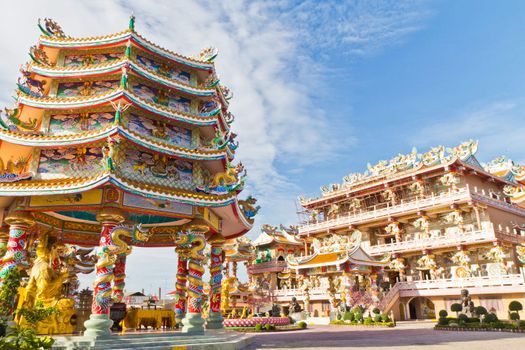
[[0, 0, 430, 294], [411, 100, 525, 163]]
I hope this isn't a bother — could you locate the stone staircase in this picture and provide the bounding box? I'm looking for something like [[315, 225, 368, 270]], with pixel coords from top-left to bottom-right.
[[52, 331, 252, 350]]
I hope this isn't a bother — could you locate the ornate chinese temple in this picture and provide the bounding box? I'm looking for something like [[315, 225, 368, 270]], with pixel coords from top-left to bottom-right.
[[252, 141, 525, 321], [0, 16, 257, 337]]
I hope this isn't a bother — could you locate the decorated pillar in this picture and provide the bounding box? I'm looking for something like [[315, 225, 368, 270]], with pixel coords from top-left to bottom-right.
[[174, 247, 189, 326], [84, 208, 125, 339], [179, 225, 208, 334], [0, 227, 9, 259], [206, 235, 225, 329], [111, 252, 129, 303], [0, 211, 35, 282]]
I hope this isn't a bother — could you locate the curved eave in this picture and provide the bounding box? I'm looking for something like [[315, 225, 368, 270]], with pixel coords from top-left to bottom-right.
[[18, 89, 219, 127], [0, 173, 238, 207], [39, 31, 215, 71], [32, 59, 216, 97], [0, 126, 227, 161]]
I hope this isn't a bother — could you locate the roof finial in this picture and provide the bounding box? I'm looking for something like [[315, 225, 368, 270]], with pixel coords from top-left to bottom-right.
[[129, 13, 135, 31]]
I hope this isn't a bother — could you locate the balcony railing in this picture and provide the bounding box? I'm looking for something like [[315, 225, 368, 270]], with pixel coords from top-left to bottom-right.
[[299, 187, 470, 235], [273, 287, 329, 298], [249, 260, 287, 274], [366, 228, 495, 256], [298, 185, 525, 236], [397, 273, 525, 293]]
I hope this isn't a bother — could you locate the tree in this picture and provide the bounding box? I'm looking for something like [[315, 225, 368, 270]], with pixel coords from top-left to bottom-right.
[[509, 301, 523, 319], [451, 303, 462, 318], [0, 269, 22, 331], [475, 306, 487, 323]]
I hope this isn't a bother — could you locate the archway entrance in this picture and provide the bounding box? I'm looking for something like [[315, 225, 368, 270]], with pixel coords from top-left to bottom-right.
[[408, 297, 435, 319]]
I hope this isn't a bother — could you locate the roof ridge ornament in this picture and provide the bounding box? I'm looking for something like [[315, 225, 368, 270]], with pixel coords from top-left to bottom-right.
[[38, 18, 67, 38], [129, 14, 135, 31]]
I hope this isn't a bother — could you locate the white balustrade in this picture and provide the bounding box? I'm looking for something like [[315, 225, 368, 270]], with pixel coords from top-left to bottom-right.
[[366, 229, 495, 256], [299, 187, 470, 234]]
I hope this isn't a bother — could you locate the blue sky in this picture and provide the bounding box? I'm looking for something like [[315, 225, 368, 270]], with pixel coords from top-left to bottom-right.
[[1, 0, 525, 294]]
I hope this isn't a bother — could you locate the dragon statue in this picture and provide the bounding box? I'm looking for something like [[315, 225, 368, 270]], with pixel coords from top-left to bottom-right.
[[93, 224, 151, 314], [448, 139, 478, 161], [196, 46, 219, 62], [174, 230, 206, 313], [219, 84, 233, 100], [197, 162, 246, 195], [382, 188, 397, 206], [238, 195, 260, 220], [409, 180, 425, 197], [443, 210, 464, 232], [439, 172, 460, 190], [389, 256, 406, 280], [385, 222, 402, 242], [2, 106, 38, 131], [421, 145, 446, 166]]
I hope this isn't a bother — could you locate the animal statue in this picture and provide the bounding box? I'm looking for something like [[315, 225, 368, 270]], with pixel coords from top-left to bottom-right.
[[421, 145, 446, 166], [327, 203, 340, 219], [516, 244, 525, 264], [449, 140, 478, 160], [132, 161, 147, 176], [439, 172, 459, 190], [238, 195, 260, 219], [4, 106, 38, 131], [382, 189, 397, 205], [409, 181, 425, 197], [211, 163, 244, 187], [385, 222, 402, 242], [417, 254, 443, 279], [412, 217, 430, 239], [348, 198, 362, 212], [451, 250, 471, 277], [197, 46, 219, 62], [29, 45, 51, 66], [16, 234, 73, 334], [18, 64, 46, 96], [38, 18, 67, 38], [443, 210, 464, 231], [484, 245, 506, 263]]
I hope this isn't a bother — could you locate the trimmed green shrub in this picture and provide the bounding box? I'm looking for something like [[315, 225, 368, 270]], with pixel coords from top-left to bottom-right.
[[298, 321, 307, 329], [458, 314, 468, 323], [343, 311, 353, 321], [363, 317, 373, 325], [264, 323, 272, 331], [438, 317, 449, 326], [467, 317, 480, 323], [336, 313, 343, 320], [374, 315, 381, 323], [330, 320, 345, 325], [438, 310, 448, 318], [509, 301, 523, 313], [485, 313, 498, 323], [475, 306, 487, 318], [255, 324, 262, 331], [510, 312, 520, 321], [373, 308, 380, 315], [449, 322, 459, 327], [353, 310, 363, 322], [451, 303, 462, 317]]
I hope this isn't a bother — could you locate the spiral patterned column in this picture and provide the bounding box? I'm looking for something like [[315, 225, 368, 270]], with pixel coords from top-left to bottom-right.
[[111, 253, 127, 303], [84, 208, 125, 339], [0, 211, 34, 282], [174, 249, 188, 326], [181, 226, 208, 334], [206, 235, 224, 329]]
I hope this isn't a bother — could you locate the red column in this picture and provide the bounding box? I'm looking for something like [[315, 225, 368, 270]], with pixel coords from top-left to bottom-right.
[[175, 250, 188, 323], [91, 222, 117, 315], [0, 211, 34, 281]]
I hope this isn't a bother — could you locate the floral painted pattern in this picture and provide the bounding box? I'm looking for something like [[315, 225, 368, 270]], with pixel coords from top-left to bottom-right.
[[49, 112, 114, 135], [63, 53, 121, 67]]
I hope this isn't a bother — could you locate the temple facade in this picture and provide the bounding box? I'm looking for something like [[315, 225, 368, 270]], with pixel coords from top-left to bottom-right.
[[0, 17, 257, 336], [252, 141, 525, 320]]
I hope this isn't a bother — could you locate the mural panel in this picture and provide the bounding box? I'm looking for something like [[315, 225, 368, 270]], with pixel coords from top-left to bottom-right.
[[48, 112, 114, 135], [29, 189, 103, 207], [122, 193, 193, 215], [57, 80, 119, 97], [136, 55, 191, 84], [127, 114, 192, 147], [117, 145, 193, 188], [63, 53, 121, 67], [131, 82, 191, 114], [38, 147, 104, 178]]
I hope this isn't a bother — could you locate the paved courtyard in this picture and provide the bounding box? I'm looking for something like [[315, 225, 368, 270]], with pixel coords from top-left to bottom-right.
[[245, 321, 525, 350]]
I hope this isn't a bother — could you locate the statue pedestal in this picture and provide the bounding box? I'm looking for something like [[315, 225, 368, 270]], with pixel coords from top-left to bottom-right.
[[206, 311, 224, 329], [83, 314, 113, 338], [181, 312, 205, 334], [290, 312, 305, 323]]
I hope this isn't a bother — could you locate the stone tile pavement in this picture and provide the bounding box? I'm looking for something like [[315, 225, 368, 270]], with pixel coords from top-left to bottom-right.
[[245, 321, 525, 350]]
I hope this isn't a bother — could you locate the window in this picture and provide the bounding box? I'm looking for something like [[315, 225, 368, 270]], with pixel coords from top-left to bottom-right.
[[479, 297, 503, 312]]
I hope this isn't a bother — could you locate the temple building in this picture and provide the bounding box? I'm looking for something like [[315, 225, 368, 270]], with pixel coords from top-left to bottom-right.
[[0, 16, 257, 336], [293, 140, 525, 320]]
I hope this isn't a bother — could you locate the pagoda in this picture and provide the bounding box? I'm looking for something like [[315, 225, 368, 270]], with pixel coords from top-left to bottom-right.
[[0, 16, 258, 337]]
